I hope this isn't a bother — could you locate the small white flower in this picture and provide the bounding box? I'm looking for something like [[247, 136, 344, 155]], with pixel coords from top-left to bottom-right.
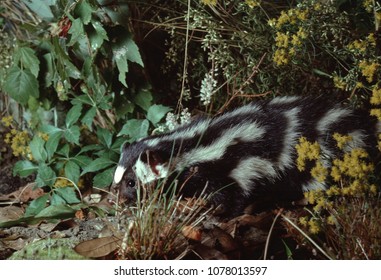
[[200, 71, 217, 106]]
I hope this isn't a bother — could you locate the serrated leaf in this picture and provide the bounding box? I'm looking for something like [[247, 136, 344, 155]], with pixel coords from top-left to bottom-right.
[[93, 168, 114, 188], [125, 35, 144, 66], [13, 160, 38, 177], [64, 125, 81, 144], [50, 192, 67, 205], [15, 47, 40, 77], [65, 161, 80, 184], [68, 18, 85, 46], [81, 158, 115, 175], [24, 194, 49, 217], [97, 127, 113, 148], [81, 106, 97, 129], [46, 131, 62, 160], [134, 88, 153, 111], [4, 66, 39, 105], [36, 164, 56, 187], [90, 20, 108, 51], [75, 0, 94, 24], [147, 104, 172, 125], [117, 119, 149, 140], [66, 103, 82, 127], [30, 135, 47, 162], [54, 187, 80, 204]]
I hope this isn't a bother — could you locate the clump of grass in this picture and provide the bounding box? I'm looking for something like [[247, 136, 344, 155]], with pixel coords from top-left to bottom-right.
[[115, 181, 211, 259]]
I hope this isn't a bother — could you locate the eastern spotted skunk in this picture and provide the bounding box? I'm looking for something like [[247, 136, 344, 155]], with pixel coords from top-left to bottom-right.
[[113, 96, 380, 216]]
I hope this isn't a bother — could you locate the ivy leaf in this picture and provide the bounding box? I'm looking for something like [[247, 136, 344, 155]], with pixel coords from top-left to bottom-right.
[[4, 66, 39, 105], [117, 119, 149, 140], [50, 192, 67, 205], [34, 204, 76, 219], [97, 127, 113, 148], [13, 160, 38, 177], [147, 104, 172, 125], [81, 158, 115, 175], [21, 0, 55, 21]]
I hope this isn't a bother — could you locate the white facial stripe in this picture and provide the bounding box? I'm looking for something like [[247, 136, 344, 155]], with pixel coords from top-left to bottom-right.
[[133, 157, 169, 184], [114, 165, 126, 184], [177, 121, 266, 169], [317, 107, 351, 133], [278, 107, 301, 171], [229, 157, 278, 196]]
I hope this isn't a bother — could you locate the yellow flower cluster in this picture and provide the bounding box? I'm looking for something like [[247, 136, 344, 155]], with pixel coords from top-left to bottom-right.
[[1, 115, 13, 127], [295, 137, 321, 171], [331, 148, 374, 182], [4, 129, 32, 158], [358, 60, 379, 83], [347, 33, 376, 54], [245, 0, 261, 8], [332, 132, 353, 150], [299, 215, 321, 234], [269, 5, 310, 66], [333, 75, 347, 90], [200, 0, 217, 6]]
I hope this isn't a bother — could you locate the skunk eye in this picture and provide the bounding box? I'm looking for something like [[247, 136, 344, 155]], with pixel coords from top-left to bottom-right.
[[127, 179, 136, 188]]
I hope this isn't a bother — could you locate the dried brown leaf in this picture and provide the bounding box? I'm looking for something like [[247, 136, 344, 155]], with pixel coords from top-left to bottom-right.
[[74, 236, 121, 258]]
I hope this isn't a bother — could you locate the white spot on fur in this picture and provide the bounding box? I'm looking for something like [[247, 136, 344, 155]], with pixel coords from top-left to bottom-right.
[[114, 165, 126, 184], [176, 121, 266, 169], [229, 157, 278, 196]]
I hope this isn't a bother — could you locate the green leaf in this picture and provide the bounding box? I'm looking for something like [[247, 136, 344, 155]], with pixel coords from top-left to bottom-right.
[[117, 119, 149, 140], [81, 106, 97, 129], [64, 125, 81, 144], [72, 155, 92, 168], [50, 192, 67, 205], [21, 0, 55, 21], [66, 103, 82, 127], [15, 47, 40, 77], [97, 127, 113, 148], [46, 131, 63, 160], [54, 187, 80, 204], [93, 167, 114, 188], [90, 20, 108, 51], [24, 194, 49, 217], [4, 66, 39, 105], [68, 18, 85, 46], [13, 160, 38, 177], [81, 158, 115, 175], [30, 135, 47, 162], [147, 104, 171, 125], [113, 33, 144, 87], [35, 204, 76, 219], [134, 88, 153, 111], [36, 164, 56, 187], [75, 0, 94, 24], [65, 161, 80, 184]]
